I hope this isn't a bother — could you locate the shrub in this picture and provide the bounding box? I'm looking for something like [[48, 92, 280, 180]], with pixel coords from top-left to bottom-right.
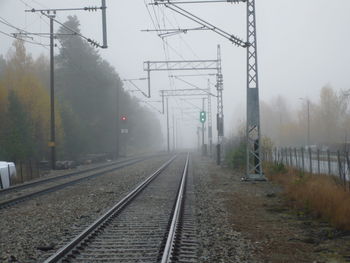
[[226, 142, 246, 170], [266, 163, 350, 230]]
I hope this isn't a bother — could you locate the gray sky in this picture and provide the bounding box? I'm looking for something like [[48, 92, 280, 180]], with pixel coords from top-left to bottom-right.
[[1, 0, 350, 148]]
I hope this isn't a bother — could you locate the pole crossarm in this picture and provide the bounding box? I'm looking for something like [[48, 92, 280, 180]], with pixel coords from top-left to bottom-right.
[[153, 1, 247, 47], [26, 0, 108, 49], [153, 0, 245, 3], [160, 88, 211, 97], [25, 7, 102, 13], [141, 26, 209, 38], [144, 59, 218, 71], [14, 32, 77, 37], [169, 73, 216, 77]]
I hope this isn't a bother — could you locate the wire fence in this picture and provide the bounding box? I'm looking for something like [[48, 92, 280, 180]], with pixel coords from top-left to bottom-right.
[[263, 147, 350, 189], [10, 160, 43, 185]]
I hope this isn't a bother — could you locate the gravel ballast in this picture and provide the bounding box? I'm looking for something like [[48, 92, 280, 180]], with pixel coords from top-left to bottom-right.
[[3, 153, 350, 263], [0, 155, 171, 262]]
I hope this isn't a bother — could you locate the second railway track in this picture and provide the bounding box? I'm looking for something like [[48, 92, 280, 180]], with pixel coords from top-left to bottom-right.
[[0, 155, 158, 210], [43, 153, 197, 263]]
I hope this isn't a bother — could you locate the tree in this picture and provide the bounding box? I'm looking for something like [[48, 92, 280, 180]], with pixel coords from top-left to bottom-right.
[[3, 90, 33, 160], [0, 55, 6, 78], [0, 40, 63, 161], [55, 16, 163, 158]]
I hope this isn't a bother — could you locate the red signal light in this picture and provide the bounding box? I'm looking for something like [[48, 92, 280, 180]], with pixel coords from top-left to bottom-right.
[[121, 116, 127, 121]]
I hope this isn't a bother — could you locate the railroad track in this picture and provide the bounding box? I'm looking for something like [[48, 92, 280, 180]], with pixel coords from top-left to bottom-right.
[[0, 155, 157, 210], [43, 153, 197, 263], [0, 155, 148, 196]]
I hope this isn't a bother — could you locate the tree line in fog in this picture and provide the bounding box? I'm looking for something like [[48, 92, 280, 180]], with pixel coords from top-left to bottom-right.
[[0, 16, 162, 162], [261, 86, 350, 149]]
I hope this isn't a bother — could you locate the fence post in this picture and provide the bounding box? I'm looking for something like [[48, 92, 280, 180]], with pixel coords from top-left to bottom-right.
[[285, 148, 288, 166], [20, 161, 23, 183], [301, 147, 305, 173], [281, 148, 284, 165], [337, 150, 344, 186], [317, 149, 320, 174], [29, 160, 33, 180], [37, 161, 40, 178], [275, 148, 278, 164], [337, 150, 346, 187], [309, 148, 313, 174], [346, 151, 350, 191], [327, 149, 331, 175]]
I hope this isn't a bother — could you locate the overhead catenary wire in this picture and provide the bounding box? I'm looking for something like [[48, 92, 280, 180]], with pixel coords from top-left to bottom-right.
[[144, 0, 218, 114], [161, 11, 217, 87], [36, 11, 102, 48], [144, 3, 219, 90], [0, 17, 50, 48], [19, 0, 50, 26]]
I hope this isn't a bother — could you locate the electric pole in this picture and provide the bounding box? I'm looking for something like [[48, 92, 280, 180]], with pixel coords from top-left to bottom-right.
[[216, 45, 224, 164], [202, 97, 205, 155], [207, 80, 213, 157], [26, 2, 109, 169], [115, 85, 120, 159], [307, 99, 310, 146], [49, 15, 56, 170], [166, 97, 170, 153], [245, 0, 264, 180], [172, 112, 176, 151]]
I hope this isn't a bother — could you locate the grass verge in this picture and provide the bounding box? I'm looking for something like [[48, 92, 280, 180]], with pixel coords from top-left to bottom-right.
[[265, 162, 350, 231]]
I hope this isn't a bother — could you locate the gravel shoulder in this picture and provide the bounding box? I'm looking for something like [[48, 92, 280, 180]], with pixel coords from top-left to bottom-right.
[[193, 154, 350, 263], [0, 155, 171, 263]]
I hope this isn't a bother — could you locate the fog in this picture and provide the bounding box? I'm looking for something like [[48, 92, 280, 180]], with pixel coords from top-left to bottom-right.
[[1, 0, 350, 152]]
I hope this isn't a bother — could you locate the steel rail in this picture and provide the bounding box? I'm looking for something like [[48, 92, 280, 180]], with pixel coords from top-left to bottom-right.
[[0, 156, 153, 210], [161, 153, 189, 263], [0, 156, 144, 196], [43, 155, 177, 263]]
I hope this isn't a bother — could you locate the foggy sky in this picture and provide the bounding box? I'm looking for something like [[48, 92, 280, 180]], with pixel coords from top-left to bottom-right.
[[1, 0, 349, 148]]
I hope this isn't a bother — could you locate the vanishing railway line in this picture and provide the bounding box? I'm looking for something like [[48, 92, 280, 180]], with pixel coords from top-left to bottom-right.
[[0, 155, 159, 210], [43, 153, 197, 263]]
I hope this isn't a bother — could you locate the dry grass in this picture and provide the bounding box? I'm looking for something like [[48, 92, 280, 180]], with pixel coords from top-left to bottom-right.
[[265, 163, 350, 231]]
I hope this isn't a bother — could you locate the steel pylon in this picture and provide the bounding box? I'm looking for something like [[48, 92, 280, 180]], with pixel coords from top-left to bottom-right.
[[216, 45, 224, 163], [245, 0, 265, 180]]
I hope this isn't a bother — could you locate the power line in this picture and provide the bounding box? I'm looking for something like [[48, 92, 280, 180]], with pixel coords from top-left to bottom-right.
[[19, 0, 50, 27], [35, 11, 102, 48], [0, 19, 49, 48]]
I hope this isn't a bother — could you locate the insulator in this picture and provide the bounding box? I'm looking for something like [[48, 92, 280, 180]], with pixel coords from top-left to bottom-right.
[[84, 6, 98, 12]]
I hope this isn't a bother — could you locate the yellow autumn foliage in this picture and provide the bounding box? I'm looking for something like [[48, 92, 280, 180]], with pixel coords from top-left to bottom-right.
[[0, 40, 63, 159]]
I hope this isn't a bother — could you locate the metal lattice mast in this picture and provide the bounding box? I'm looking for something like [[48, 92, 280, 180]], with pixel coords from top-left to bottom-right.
[[207, 79, 213, 157], [245, 0, 263, 179], [216, 45, 224, 163]]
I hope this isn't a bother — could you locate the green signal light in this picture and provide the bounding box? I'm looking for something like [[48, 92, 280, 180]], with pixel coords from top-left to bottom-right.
[[199, 111, 206, 123]]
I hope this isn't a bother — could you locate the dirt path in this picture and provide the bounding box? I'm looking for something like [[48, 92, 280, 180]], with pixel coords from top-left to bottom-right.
[[193, 155, 350, 263]]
